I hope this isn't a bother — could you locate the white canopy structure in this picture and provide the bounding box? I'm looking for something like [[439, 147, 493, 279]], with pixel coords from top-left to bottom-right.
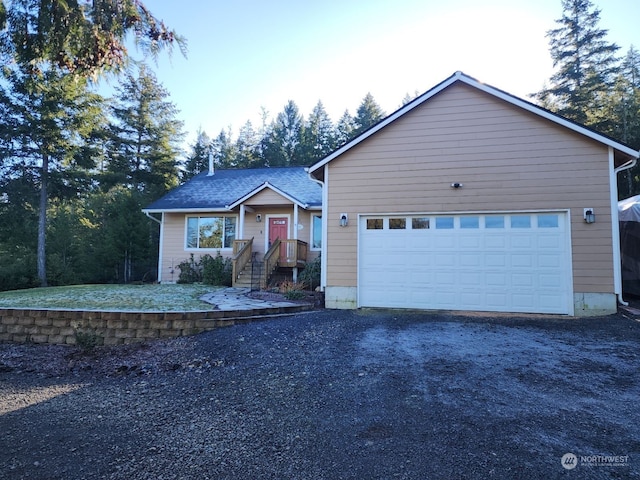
[[619, 195, 640, 296], [619, 194, 640, 222]]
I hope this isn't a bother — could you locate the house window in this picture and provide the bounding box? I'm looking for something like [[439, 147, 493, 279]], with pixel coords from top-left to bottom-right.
[[312, 215, 322, 249], [186, 216, 236, 249]]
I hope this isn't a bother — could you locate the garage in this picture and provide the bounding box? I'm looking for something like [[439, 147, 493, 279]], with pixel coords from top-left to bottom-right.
[[358, 212, 573, 314]]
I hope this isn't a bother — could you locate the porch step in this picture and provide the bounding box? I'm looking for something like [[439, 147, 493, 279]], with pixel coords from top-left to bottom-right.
[[233, 261, 263, 288]]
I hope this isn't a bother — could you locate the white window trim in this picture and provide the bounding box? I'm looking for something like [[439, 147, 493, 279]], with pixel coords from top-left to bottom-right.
[[310, 213, 322, 251], [184, 214, 238, 251]]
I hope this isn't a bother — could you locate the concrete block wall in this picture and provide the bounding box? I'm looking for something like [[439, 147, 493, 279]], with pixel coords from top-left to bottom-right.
[[0, 306, 311, 346]]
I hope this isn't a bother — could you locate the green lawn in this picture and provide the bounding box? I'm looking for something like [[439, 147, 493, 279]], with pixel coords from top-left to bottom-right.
[[0, 284, 221, 311]]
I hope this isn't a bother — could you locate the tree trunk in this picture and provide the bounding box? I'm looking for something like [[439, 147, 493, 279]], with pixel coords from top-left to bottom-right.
[[37, 152, 49, 287]]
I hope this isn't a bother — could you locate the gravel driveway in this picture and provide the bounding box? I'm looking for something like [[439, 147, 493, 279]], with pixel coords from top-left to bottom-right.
[[1, 309, 639, 479]]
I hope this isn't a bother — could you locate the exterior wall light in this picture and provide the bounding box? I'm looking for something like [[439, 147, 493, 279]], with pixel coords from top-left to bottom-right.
[[256, 214, 262, 223], [340, 213, 348, 227], [584, 208, 595, 224], [451, 182, 463, 189]]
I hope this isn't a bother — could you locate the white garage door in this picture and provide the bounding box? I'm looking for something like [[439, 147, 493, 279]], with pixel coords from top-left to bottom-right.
[[358, 212, 572, 314]]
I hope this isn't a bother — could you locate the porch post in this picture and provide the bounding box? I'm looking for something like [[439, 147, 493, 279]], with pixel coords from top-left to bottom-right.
[[293, 204, 299, 282], [239, 204, 245, 239]]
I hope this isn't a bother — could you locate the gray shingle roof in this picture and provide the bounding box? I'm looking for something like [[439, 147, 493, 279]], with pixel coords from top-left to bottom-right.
[[144, 167, 322, 211]]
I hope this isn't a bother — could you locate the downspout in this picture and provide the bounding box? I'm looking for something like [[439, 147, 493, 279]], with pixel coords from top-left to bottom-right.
[[307, 167, 327, 291], [144, 211, 162, 225], [144, 211, 163, 282], [611, 150, 638, 307]]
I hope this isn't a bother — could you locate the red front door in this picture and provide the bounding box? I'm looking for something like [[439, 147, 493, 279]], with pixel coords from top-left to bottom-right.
[[268, 217, 288, 260]]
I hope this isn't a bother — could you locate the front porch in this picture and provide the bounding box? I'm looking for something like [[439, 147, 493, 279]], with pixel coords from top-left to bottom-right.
[[231, 237, 309, 289]]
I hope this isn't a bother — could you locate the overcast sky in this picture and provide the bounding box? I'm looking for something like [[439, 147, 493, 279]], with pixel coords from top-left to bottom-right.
[[122, 0, 640, 148]]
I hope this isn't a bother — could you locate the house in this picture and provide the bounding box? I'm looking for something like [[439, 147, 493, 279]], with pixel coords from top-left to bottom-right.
[[307, 71, 639, 316], [143, 166, 322, 288]]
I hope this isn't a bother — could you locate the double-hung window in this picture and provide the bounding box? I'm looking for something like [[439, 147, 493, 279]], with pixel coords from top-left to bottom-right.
[[186, 216, 236, 249]]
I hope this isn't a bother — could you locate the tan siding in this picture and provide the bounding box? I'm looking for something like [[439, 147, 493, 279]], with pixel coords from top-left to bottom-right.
[[160, 208, 318, 282], [326, 83, 614, 293], [246, 188, 292, 206]]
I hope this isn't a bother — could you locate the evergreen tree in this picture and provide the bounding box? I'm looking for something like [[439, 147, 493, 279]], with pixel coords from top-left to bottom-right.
[[0, 67, 105, 286], [262, 100, 304, 166], [0, 0, 183, 77], [301, 100, 337, 164], [336, 109, 356, 146], [235, 120, 261, 168], [534, 0, 620, 128], [401, 90, 421, 106], [610, 47, 640, 198], [182, 128, 212, 181], [353, 93, 385, 136], [211, 128, 237, 169], [104, 66, 184, 199]]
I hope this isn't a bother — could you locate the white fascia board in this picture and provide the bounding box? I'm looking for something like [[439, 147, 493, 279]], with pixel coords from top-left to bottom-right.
[[226, 181, 309, 210]]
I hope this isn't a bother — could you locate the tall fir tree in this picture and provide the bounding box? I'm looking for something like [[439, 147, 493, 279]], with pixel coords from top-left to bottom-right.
[[235, 120, 261, 168], [262, 100, 304, 166], [301, 101, 337, 164], [0, 0, 183, 77], [610, 47, 640, 198], [182, 128, 212, 181], [353, 93, 385, 137], [211, 128, 237, 169], [534, 0, 620, 128], [104, 65, 184, 200], [0, 67, 105, 286], [336, 109, 357, 146]]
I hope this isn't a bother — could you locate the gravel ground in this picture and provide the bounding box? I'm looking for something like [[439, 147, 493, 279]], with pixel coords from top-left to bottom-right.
[[1, 309, 639, 479]]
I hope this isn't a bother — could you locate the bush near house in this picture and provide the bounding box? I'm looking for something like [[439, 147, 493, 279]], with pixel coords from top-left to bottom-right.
[[177, 253, 232, 286]]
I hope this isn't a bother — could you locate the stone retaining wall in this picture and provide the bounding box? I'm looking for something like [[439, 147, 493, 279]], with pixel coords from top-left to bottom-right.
[[0, 305, 311, 346]]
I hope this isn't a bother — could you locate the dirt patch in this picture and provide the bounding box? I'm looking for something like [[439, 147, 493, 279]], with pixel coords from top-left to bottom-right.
[[247, 289, 324, 307]]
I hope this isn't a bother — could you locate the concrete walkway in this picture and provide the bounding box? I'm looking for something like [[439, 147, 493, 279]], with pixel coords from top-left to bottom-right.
[[199, 287, 310, 312]]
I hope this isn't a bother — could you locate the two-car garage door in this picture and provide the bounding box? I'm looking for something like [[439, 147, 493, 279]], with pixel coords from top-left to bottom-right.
[[358, 212, 572, 314]]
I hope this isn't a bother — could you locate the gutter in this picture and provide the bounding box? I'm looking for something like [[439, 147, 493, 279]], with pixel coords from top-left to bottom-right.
[[612, 153, 639, 307], [144, 211, 162, 225]]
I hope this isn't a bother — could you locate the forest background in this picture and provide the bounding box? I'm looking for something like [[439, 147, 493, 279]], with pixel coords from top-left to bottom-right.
[[0, 0, 638, 291]]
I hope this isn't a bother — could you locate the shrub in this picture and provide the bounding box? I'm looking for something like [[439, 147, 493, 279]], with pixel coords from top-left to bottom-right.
[[299, 254, 321, 290], [202, 252, 233, 286], [177, 254, 202, 284], [73, 321, 103, 351], [280, 280, 306, 300]]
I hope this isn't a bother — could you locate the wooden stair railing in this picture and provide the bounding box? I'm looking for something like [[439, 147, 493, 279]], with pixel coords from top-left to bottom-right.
[[231, 238, 253, 286], [263, 238, 281, 288]]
